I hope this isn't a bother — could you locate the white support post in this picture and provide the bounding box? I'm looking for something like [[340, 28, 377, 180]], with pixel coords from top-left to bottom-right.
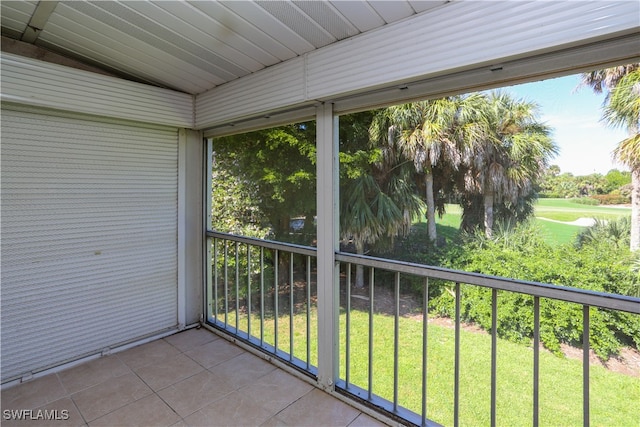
[[316, 102, 339, 390], [178, 128, 205, 330], [178, 129, 187, 330]]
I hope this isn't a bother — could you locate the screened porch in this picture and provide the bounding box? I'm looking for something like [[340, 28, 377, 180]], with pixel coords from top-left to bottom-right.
[[2, 1, 639, 427]]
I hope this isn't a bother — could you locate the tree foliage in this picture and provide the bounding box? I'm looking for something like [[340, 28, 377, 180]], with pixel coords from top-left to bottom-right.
[[458, 92, 556, 237], [370, 97, 474, 242], [606, 69, 640, 170], [210, 152, 271, 239], [429, 221, 640, 360], [341, 111, 426, 286], [212, 122, 317, 244], [371, 92, 556, 239], [538, 167, 631, 201], [580, 64, 640, 250]]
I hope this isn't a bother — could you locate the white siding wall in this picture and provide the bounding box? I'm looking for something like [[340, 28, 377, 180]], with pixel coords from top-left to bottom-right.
[[0, 105, 179, 382], [306, 1, 638, 99], [196, 57, 306, 128], [0, 53, 194, 128]]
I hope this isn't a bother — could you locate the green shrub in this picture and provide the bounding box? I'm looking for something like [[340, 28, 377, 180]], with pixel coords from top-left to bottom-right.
[[576, 217, 631, 249], [592, 192, 631, 205], [430, 221, 639, 360], [569, 197, 600, 205]]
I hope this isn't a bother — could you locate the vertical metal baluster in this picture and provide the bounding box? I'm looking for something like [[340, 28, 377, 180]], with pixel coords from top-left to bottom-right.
[[533, 296, 540, 427], [290, 253, 294, 361], [422, 277, 429, 427], [247, 244, 252, 338], [583, 305, 590, 427], [260, 247, 265, 347], [393, 272, 400, 412], [213, 239, 218, 321], [224, 240, 228, 327], [346, 263, 351, 386], [368, 267, 375, 400], [491, 289, 498, 427], [454, 282, 461, 427], [235, 241, 239, 333], [274, 249, 279, 352], [206, 239, 213, 321], [306, 255, 311, 370]]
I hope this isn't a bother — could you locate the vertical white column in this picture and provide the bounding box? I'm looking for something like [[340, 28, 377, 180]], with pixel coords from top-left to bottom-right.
[[178, 128, 205, 329], [316, 102, 339, 390], [178, 129, 187, 330]]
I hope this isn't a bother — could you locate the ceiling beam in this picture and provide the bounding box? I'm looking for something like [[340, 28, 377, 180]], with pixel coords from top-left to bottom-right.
[[21, 1, 58, 44]]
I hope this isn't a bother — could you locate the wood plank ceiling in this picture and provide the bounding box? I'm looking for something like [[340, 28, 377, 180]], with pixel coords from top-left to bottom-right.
[[1, 1, 447, 94]]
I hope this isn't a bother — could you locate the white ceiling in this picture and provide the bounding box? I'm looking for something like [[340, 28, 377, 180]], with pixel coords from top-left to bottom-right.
[[1, 1, 447, 95]]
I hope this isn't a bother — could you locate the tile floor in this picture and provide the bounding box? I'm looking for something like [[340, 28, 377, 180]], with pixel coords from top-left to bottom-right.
[[1, 328, 387, 427]]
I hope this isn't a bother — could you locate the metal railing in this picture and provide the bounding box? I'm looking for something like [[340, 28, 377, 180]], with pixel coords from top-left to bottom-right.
[[335, 252, 640, 427], [206, 231, 318, 376], [206, 231, 640, 426]]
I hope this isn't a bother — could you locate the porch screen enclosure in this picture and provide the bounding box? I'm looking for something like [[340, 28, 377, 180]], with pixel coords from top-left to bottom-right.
[[204, 100, 640, 426]]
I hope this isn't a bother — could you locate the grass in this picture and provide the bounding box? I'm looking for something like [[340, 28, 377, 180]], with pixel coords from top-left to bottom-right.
[[222, 307, 640, 427], [219, 197, 636, 424], [535, 198, 631, 222], [534, 218, 585, 245], [422, 199, 632, 246]]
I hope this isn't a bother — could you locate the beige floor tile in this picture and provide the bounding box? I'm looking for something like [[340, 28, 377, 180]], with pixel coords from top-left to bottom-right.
[[133, 353, 204, 391], [183, 391, 272, 427], [116, 339, 181, 370], [71, 372, 152, 422], [157, 370, 234, 418], [58, 356, 130, 394], [347, 413, 389, 426], [1, 374, 68, 411], [184, 339, 244, 369], [240, 369, 314, 414], [207, 352, 275, 390], [88, 394, 180, 427], [261, 415, 290, 426], [164, 328, 218, 353], [277, 388, 360, 426], [1, 397, 85, 427]]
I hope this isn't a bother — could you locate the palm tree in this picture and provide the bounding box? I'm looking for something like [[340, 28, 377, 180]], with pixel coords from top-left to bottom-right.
[[579, 65, 639, 97], [581, 65, 640, 250], [461, 92, 556, 238], [341, 112, 425, 287], [606, 69, 640, 250], [341, 165, 424, 287], [370, 97, 473, 243]]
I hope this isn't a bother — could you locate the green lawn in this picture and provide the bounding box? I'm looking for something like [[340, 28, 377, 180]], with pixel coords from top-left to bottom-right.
[[535, 198, 631, 222], [424, 199, 631, 246], [534, 218, 585, 245], [224, 308, 640, 427]]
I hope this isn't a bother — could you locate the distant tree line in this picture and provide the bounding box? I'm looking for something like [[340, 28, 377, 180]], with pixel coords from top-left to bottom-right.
[[538, 166, 632, 203]]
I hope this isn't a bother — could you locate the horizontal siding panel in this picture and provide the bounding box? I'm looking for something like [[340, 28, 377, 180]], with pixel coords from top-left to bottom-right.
[[194, 1, 637, 128], [306, 1, 639, 99], [0, 73, 189, 125], [195, 57, 307, 129], [1, 107, 179, 382], [0, 53, 194, 128]]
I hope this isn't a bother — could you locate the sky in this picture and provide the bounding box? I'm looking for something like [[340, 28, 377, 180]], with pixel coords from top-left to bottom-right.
[[503, 74, 629, 176]]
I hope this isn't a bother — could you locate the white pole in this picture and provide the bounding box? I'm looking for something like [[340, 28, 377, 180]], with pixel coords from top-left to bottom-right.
[[316, 102, 339, 390], [177, 128, 187, 330]]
